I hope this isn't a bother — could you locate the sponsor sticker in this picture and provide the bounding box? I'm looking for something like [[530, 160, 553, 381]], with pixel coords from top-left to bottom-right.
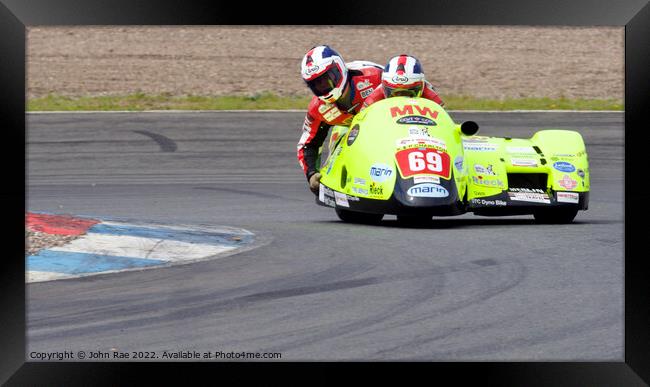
[[471, 176, 504, 188], [408, 127, 431, 137], [474, 163, 496, 175], [510, 158, 538, 167], [347, 124, 360, 146], [396, 137, 446, 150], [553, 161, 576, 173], [471, 198, 507, 206], [413, 175, 440, 184], [396, 116, 436, 126], [557, 192, 580, 203], [369, 182, 384, 196], [395, 147, 451, 179], [334, 191, 350, 207], [454, 156, 464, 172], [356, 79, 371, 90], [508, 192, 551, 204], [319, 184, 336, 207], [463, 143, 498, 152], [462, 136, 491, 143], [353, 177, 366, 186], [407, 183, 449, 198], [558, 174, 578, 190], [506, 146, 537, 154], [360, 88, 374, 98], [509, 188, 546, 194], [369, 163, 394, 183], [351, 186, 369, 195]]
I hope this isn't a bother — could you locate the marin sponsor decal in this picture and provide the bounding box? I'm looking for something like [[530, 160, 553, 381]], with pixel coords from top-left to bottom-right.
[[407, 183, 449, 198], [510, 158, 538, 167], [558, 174, 578, 190], [463, 142, 498, 152], [508, 192, 551, 204], [369, 163, 394, 183], [369, 182, 384, 196], [347, 124, 360, 146], [471, 198, 507, 206], [471, 176, 504, 188], [553, 161, 576, 173], [334, 191, 350, 207], [557, 191, 580, 203], [474, 163, 496, 176], [396, 116, 437, 126]]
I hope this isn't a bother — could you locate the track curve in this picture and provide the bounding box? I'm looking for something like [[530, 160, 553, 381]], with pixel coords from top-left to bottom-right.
[[26, 111, 623, 360]]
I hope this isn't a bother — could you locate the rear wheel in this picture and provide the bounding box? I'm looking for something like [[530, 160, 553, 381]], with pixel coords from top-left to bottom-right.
[[335, 208, 384, 224], [533, 208, 578, 224]]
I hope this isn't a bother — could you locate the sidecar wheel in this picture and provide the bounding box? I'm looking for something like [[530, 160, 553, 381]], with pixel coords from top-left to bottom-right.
[[335, 208, 384, 224]]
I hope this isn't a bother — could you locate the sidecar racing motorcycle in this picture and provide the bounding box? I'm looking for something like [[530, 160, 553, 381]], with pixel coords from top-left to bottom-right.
[[316, 97, 589, 224]]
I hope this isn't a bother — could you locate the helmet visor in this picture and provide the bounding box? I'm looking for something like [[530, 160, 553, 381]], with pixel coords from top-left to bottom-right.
[[384, 83, 423, 98], [305, 64, 343, 97]]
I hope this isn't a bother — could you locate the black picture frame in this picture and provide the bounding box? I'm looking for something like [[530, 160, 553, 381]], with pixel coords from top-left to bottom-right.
[[2, 0, 648, 384]]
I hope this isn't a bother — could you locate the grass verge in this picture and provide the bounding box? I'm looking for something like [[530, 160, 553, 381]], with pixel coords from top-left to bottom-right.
[[27, 93, 624, 111]]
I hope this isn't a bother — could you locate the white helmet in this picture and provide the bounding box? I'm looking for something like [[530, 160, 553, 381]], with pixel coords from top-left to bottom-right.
[[382, 55, 425, 98], [301, 45, 349, 103]]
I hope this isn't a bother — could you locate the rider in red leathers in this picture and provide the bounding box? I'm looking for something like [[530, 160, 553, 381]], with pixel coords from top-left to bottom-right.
[[362, 54, 444, 109], [297, 45, 383, 194]]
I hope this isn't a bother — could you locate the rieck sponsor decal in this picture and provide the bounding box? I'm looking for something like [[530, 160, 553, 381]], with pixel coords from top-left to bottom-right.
[[471, 176, 504, 188], [558, 174, 578, 190], [553, 161, 576, 173], [463, 143, 498, 152], [511, 158, 538, 167], [369, 163, 394, 183], [396, 116, 436, 126], [506, 146, 536, 154], [334, 191, 350, 207], [369, 182, 384, 196], [471, 198, 507, 206], [413, 175, 440, 184], [407, 183, 449, 198], [508, 192, 550, 204], [557, 192, 579, 203], [474, 164, 496, 175]]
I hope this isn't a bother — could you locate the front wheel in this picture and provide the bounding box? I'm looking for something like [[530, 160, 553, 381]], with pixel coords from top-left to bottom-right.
[[335, 208, 384, 224], [533, 208, 578, 224]]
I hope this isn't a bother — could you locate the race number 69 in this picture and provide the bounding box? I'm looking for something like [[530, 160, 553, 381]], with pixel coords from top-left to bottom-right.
[[396, 148, 450, 178]]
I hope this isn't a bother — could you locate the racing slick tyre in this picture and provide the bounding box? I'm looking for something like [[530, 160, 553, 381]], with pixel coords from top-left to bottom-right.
[[335, 208, 384, 224], [533, 208, 579, 224]]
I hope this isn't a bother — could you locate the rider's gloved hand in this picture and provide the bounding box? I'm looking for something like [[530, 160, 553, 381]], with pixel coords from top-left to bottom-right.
[[308, 172, 321, 194]]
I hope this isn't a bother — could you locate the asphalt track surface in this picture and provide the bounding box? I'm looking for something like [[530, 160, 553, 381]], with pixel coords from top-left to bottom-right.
[[26, 111, 624, 360]]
